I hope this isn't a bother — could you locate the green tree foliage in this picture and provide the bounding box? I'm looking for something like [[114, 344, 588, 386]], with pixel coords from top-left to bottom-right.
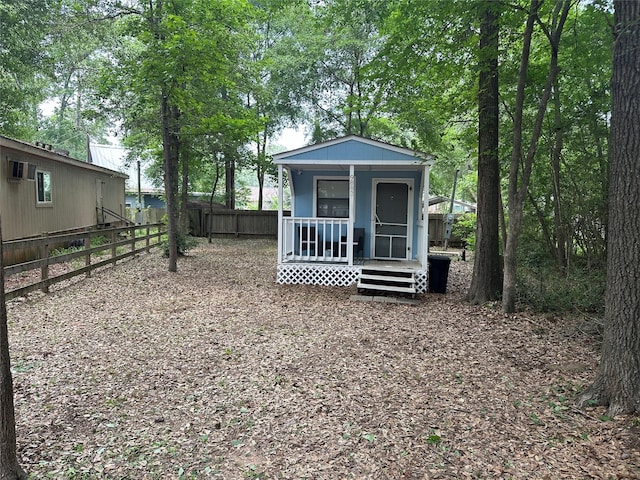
[[380, 0, 480, 196], [0, 0, 55, 138], [382, 0, 612, 311], [97, 0, 257, 270], [268, 0, 401, 141], [36, 1, 119, 158], [520, 3, 611, 270], [245, 1, 306, 209], [1, 0, 615, 309]]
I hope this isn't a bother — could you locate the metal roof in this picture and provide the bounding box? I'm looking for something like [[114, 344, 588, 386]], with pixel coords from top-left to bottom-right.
[[88, 143, 161, 194], [0, 135, 128, 179]]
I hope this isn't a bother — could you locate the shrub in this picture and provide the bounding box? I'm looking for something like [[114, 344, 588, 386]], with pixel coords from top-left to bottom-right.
[[451, 213, 476, 250], [516, 264, 605, 315], [162, 232, 197, 257]]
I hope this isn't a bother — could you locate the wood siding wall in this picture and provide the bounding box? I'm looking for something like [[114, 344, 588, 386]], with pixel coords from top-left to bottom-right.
[[1, 142, 126, 241]]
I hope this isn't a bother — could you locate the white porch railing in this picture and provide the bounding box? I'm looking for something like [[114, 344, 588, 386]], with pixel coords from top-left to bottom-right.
[[282, 217, 352, 264]]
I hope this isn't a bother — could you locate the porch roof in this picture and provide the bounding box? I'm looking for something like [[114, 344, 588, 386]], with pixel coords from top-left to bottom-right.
[[273, 135, 433, 169]]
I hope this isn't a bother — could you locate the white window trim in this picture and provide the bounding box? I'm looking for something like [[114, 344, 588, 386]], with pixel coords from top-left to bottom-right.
[[313, 175, 350, 218], [36, 169, 53, 205]]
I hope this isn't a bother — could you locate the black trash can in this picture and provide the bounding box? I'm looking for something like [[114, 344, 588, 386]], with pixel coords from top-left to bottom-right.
[[428, 255, 451, 293]]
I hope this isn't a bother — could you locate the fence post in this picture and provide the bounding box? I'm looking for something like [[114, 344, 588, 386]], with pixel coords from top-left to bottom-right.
[[130, 225, 136, 253], [146, 225, 151, 252], [85, 235, 91, 277], [40, 234, 49, 294]]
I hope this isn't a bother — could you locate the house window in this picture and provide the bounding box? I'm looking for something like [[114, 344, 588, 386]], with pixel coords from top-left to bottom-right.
[[36, 170, 52, 204], [317, 179, 349, 218]]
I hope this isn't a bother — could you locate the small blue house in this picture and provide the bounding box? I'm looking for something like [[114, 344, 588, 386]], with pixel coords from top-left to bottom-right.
[[274, 135, 434, 294]]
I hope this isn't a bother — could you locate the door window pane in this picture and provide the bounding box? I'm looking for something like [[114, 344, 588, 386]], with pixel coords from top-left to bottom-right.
[[374, 236, 390, 257], [376, 183, 408, 223], [391, 237, 407, 258]]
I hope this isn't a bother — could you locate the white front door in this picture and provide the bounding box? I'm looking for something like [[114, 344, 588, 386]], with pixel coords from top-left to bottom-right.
[[372, 179, 412, 260]]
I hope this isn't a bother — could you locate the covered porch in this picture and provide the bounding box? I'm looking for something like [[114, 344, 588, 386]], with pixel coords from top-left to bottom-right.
[[273, 136, 433, 293], [280, 217, 362, 264]]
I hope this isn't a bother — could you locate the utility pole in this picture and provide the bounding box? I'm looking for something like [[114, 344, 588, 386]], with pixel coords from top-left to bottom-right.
[[443, 169, 459, 250]]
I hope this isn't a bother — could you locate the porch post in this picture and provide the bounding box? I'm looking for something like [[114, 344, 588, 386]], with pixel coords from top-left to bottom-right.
[[277, 164, 283, 264], [348, 164, 355, 266], [422, 164, 430, 269]]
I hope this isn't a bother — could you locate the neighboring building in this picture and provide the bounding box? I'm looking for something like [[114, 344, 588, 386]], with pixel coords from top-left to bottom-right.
[[247, 186, 279, 210], [427, 196, 476, 247], [0, 135, 127, 242], [273, 135, 434, 295], [428, 195, 477, 214], [88, 143, 165, 209]]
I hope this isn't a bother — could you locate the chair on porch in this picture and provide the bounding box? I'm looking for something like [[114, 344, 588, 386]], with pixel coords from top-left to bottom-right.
[[333, 227, 365, 261], [353, 227, 365, 260], [296, 225, 319, 256]]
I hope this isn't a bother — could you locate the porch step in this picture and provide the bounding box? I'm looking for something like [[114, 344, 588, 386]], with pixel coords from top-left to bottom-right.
[[357, 267, 417, 295], [360, 273, 416, 284]]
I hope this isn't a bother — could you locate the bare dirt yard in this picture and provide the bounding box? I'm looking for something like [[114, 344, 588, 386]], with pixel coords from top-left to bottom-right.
[[6, 238, 640, 479]]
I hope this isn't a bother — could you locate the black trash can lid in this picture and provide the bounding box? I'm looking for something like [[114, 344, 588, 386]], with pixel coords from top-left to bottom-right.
[[428, 254, 451, 262]]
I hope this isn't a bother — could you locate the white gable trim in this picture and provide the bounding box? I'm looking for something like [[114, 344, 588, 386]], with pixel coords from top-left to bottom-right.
[[273, 135, 433, 164]]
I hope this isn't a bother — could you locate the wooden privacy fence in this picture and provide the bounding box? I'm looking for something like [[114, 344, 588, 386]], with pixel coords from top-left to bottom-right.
[[428, 215, 466, 248], [3, 223, 165, 300], [189, 208, 288, 238], [188, 208, 466, 245]]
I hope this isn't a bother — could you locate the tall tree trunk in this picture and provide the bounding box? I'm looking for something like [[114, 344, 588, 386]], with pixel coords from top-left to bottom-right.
[[528, 192, 556, 261], [257, 167, 265, 211], [161, 93, 180, 272], [208, 161, 221, 244], [503, 0, 571, 313], [551, 81, 567, 270], [0, 218, 27, 480], [256, 130, 267, 211], [180, 144, 189, 234], [468, 0, 502, 304], [579, 0, 640, 416], [498, 190, 507, 252], [502, 1, 538, 314], [225, 156, 235, 210]]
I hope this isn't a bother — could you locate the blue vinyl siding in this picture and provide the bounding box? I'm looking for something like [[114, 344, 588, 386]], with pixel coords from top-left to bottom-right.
[[291, 168, 423, 259]]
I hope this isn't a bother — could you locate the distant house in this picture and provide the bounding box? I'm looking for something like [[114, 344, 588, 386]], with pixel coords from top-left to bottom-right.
[[0, 135, 127, 242], [88, 143, 165, 209], [428, 195, 476, 214], [273, 135, 434, 295]]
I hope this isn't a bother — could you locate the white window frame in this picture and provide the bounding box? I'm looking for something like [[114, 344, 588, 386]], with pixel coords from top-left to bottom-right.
[[36, 170, 53, 205], [313, 176, 349, 218]]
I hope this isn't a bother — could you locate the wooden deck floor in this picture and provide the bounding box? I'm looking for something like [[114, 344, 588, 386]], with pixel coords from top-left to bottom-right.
[[363, 259, 423, 270]]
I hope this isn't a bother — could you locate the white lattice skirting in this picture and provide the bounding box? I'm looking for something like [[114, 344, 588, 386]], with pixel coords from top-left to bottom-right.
[[415, 270, 428, 293], [278, 264, 429, 293], [278, 264, 360, 287]]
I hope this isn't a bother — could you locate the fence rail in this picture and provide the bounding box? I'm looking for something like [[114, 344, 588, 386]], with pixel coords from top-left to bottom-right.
[[3, 223, 165, 300]]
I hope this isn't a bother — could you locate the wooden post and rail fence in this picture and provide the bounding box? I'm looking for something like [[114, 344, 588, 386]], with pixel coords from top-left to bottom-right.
[[0, 210, 465, 300], [2, 223, 165, 301]]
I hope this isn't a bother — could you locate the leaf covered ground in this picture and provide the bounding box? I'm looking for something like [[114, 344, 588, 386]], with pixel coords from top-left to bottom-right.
[[6, 238, 640, 479]]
